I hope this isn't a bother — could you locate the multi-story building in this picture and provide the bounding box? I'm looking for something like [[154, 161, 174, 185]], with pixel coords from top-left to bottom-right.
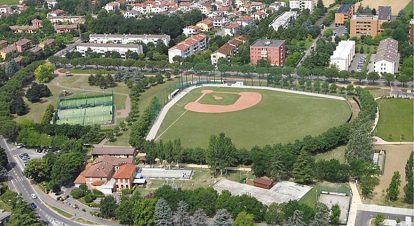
[[113, 164, 137, 191], [350, 6, 391, 37], [238, 16, 255, 27], [9, 19, 42, 33], [196, 19, 214, 32], [289, 0, 313, 12], [410, 19, 414, 43], [183, 25, 200, 36], [335, 3, 354, 26], [47, 9, 65, 17], [76, 43, 143, 58], [269, 11, 297, 31], [103, 1, 120, 12], [213, 16, 229, 28], [329, 40, 355, 71], [250, 39, 286, 66], [0, 45, 16, 60], [89, 34, 171, 46], [211, 36, 245, 65], [374, 38, 399, 74], [132, 1, 169, 14], [15, 38, 31, 52], [47, 15, 85, 24], [223, 23, 242, 36], [168, 34, 207, 63], [0, 5, 12, 14], [54, 24, 77, 33]]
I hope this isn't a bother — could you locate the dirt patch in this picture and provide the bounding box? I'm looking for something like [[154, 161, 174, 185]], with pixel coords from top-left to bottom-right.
[[185, 91, 262, 113], [347, 98, 360, 121], [213, 95, 223, 100]]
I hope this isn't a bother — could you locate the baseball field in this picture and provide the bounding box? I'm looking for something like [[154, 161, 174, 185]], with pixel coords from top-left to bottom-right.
[[155, 87, 351, 148]]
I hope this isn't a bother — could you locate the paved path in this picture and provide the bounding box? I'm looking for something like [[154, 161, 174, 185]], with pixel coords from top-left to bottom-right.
[[347, 182, 362, 226]]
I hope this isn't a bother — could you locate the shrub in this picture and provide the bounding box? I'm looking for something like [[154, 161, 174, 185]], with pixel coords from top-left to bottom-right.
[[84, 194, 96, 203], [71, 188, 85, 199], [92, 189, 104, 197]]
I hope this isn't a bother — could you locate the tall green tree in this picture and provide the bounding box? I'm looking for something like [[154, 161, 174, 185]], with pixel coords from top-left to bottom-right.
[[330, 204, 341, 226], [174, 201, 190, 226], [134, 199, 156, 226], [386, 171, 401, 202], [404, 176, 413, 204], [100, 196, 117, 218], [41, 104, 54, 124], [287, 210, 306, 226], [0, 147, 7, 168], [192, 209, 208, 226], [155, 198, 173, 226], [213, 209, 233, 226], [292, 150, 315, 184], [207, 133, 236, 175], [233, 211, 254, 226], [310, 203, 330, 226]]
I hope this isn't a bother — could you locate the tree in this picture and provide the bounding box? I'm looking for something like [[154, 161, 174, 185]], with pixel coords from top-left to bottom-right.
[[374, 214, 384, 226], [5, 59, 17, 77], [330, 204, 341, 225], [116, 192, 141, 225], [213, 209, 233, 226], [192, 208, 208, 226], [329, 83, 337, 93], [134, 199, 157, 226], [100, 196, 117, 218], [386, 171, 401, 202], [361, 175, 379, 198], [264, 203, 284, 225], [0, 166, 7, 181], [25, 83, 52, 103], [51, 152, 85, 186], [383, 73, 394, 86], [207, 133, 236, 175], [34, 63, 55, 83], [41, 104, 54, 124], [24, 158, 50, 183], [233, 211, 254, 226], [155, 198, 173, 226], [404, 176, 413, 204], [8, 197, 42, 226], [310, 203, 330, 226], [0, 147, 7, 168], [287, 210, 306, 226], [174, 201, 190, 226], [367, 72, 380, 85], [292, 150, 314, 184]]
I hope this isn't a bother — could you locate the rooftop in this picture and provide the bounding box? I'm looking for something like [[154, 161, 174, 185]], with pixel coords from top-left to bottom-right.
[[331, 40, 355, 60], [113, 164, 136, 179], [251, 39, 285, 48], [377, 6, 391, 21], [92, 146, 136, 156], [15, 38, 31, 46], [375, 38, 399, 63], [337, 3, 353, 14], [78, 43, 141, 48], [90, 33, 170, 39]]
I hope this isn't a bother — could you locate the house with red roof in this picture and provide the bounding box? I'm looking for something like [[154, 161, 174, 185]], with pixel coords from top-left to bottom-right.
[[210, 36, 245, 65], [168, 34, 207, 63]]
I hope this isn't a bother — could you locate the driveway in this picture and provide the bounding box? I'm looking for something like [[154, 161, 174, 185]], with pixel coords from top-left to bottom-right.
[[349, 53, 368, 72]]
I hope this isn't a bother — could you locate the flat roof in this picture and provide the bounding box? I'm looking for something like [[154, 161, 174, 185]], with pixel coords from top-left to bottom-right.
[[92, 146, 136, 155], [378, 6, 391, 20], [331, 40, 355, 60], [78, 43, 141, 48], [251, 39, 284, 48], [337, 3, 353, 13]]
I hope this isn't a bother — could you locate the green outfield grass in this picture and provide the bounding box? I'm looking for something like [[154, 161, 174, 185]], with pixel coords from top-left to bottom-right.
[[198, 92, 240, 105], [156, 87, 351, 148], [376, 99, 413, 142]]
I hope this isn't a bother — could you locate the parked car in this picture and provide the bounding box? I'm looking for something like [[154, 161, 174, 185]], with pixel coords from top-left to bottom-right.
[[30, 203, 37, 209], [16, 144, 24, 149], [31, 194, 37, 199]]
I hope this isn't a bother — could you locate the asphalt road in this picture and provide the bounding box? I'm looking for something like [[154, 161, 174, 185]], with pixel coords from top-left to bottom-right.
[[54, 38, 81, 57], [1, 137, 83, 226], [356, 210, 412, 226]]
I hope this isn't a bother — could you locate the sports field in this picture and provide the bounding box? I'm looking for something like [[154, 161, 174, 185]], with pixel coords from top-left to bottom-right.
[[155, 87, 351, 148], [376, 99, 413, 142]]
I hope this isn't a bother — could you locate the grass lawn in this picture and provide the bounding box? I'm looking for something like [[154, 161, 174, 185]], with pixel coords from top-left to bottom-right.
[[366, 87, 389, 98], [315, 145, 346, 164], [356, 44, 377, 54], [75, 218, 97, 225], [49, 205, 73, 218], [404, 0, 413, 16], [138, 79, 179, 112], [299, 182, 351, 208], [156, 87, 351, 148], [376, 99, 413, 141], [198, 92, 240, 105], [107, 128, 131, 146], [1, 0, 19, 5]]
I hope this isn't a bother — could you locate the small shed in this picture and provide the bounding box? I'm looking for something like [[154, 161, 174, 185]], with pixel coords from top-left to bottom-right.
[[253, 177, 273, 189]]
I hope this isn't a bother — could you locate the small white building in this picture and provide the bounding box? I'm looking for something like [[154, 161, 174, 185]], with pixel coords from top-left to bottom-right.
[[103, 2, 120, 12], [123, 10, 140, 18], [183, 25, 200, 37], [329, 40, 355, 71], [76, 43, 143, 58], [168, 34, 207, 63], [89, 34, 171, 46], [0, 5, 12, 14], [374, 38, 399, 74], [223, 23, 242, 36], [46, 0, 58, 9], [289, 0, 313, 12], [47, 15, 85, 24], [269, 11, 298, 31]]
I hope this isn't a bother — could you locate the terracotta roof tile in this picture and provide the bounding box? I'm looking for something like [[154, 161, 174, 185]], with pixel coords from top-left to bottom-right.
[[113, 164, 136, 179]]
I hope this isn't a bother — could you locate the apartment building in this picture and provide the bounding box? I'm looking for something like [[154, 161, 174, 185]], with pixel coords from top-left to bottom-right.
[[76, 43, 143, 58], [213, 16, 229, 28], [9, 19, 42, 33], [54, 24, 77, 33], [196, 19, 214, 32], [132, 1, 169, 14], [47, 15, 85, 24], [350, 6, 391, 37], [183, 25, 200, 36], [335, 3, 354, 26], [374, 38, 399, 74], [211, 36, 245, 65], [329, 40, 355, 71], [223, 23, 242, 36], [89, 34, 171, 46], [289, 0, 313, 12], [250, 39, 286, 66], [269, 11, 297, 31], [168, 34, 207, 63]]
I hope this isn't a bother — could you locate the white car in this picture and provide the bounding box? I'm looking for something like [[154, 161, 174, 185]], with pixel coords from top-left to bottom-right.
[[31, 194, 37, 199]]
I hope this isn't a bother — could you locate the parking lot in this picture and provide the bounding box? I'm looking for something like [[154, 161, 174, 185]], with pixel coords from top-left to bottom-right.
[[319, 192, 351, 224], [12, 145, 47, 170], [349, 53, 368, 72]]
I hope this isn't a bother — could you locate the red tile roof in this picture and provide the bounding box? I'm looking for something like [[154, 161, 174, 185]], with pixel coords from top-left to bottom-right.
[[113, 164, 136, 179]]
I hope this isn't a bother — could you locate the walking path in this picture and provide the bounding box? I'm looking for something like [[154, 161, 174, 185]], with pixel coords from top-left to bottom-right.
[[347, 182, 362, 226]]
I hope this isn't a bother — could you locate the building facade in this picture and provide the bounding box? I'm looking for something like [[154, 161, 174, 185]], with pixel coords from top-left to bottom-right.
[[211, 36, 245, 65], [335, 3, 354, 26], [374, 38, 399, 74], [410, 19, 414, 43], [76, 43, 143, 58], [89, 34, 171, 46], [329, 40, 355, 71], [168, 34, 207, 63], [289, 0, 313, 12], [250, 39, 286, 66], [350, 6, 391, 37], [269, 11, 297, 31]]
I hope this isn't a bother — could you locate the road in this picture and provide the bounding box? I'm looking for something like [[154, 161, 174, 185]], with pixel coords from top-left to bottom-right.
[[1, 137, 121, 226], [54, 38, 81, 57], [355, 204, 414, 226], [1, 137, 82, 226]]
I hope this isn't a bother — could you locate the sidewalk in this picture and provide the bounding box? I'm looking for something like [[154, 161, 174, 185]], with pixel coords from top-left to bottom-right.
[[347, 182, 362, 226]]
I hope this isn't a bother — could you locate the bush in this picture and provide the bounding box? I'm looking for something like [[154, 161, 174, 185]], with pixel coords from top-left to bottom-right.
[[92, 189, 104, 197], [84, 194, 96, 203], [71, 188, 85, 199]]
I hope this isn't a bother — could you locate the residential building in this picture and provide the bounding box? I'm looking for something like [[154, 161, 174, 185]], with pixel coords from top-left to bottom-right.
[[91, 146, 137, 159], [269, 1, 287, 11], [350, 6, 391, 37], [238, 16, 255, 27], [269, 11, 297, 31], [373, 38, 399, 74], [0, 5, 12, 14], [103, 1, 120, 12], [223, 23, 242, 36], [250, 39, 286, 66], [335, 3, 354, 26], [211, 36, 245, 64], [47, 15, 85, 24], [53, 24, 77, 33], [168, 34, 207, 63], [39, 39, 55, 49], [123, 10, 140, 18], [89, 34, 171, 46], [213, 16, 229, 28], [289, 0, 313, 12], [9, 19, 42, 33], [15, 38, 31, 52], [47, 9, 65, 17], [30, 46, 42, 54], [253, 11, 267, 21], [113, 164, 137, 191], [410, 19, 414, 43], [183, 25, 200, 36], [76, 43, 143, 58], [132, 1, 169, 14], [0, 45, 16, 60], [46, 0, 58, 8], [329, 40, 355, 71], [196, 19, 213, 32]]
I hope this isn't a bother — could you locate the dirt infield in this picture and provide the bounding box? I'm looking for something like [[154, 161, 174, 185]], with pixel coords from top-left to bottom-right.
[[185, 89, 262, 113]]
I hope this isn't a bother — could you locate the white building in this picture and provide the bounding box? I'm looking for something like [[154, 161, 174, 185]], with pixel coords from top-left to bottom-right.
[[269, 11, 298, 31], [47, 16, 85, 24], [76, 43, 143, 58], [89, 34, 171, 46], [103, 2, 120, 12], [132, 1, 168, 14], [46, 0, 58, 9], [213, 16, 229, 28], [123, 10, 140, 18], [374, 38, 399, 74], [289, 0, 313, 12], [329, 40, 355, 71], [269, 2, 287, 11], [168, 34, 207, 63], [0, 5, 12, 14], [183, 26, 200, 37]]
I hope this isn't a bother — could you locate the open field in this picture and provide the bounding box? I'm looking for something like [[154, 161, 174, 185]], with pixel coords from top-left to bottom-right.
[[16, 74, 129, 124], [376, 99, 413, 142], [315, 145, 347, 164], [156, 87, 351, 148], [1, 0, 19, 5], [365, 144, 414, 208], [359, 0, 411, 15]]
